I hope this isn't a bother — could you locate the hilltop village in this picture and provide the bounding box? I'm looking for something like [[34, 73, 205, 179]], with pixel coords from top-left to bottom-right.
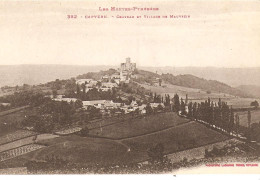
[[49, 57, 167, 115]]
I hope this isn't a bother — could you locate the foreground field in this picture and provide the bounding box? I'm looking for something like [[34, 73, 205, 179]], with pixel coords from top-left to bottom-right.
[[0, 135, 141, 167], [146, 138, 240, 164], [0, 144, 45, 162], [122, 121, 230, 159], [0, 113, 231, 168], [88, 112, 190, 139]]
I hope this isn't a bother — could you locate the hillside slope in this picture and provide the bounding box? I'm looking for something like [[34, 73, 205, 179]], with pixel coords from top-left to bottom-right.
[[237, 85, 260, 98], [135, 70, 250, 98], [140, 66, 260, 87]]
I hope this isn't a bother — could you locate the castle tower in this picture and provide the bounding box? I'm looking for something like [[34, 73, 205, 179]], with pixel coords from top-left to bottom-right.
[[126, 57, 131, 64]]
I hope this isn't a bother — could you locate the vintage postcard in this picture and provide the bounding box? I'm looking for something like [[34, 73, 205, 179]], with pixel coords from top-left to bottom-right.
[[0, 0, 260, 175]]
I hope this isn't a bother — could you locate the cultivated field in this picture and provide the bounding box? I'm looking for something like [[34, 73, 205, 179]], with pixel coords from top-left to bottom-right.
[[0, 108, 31, 136], [86, 114, 134, 130], [165, 138, 240, 163], [0, 112, 232, 168], [3, 135, 140, 166], [0, 106, 29, 117], [139, 83, 259, 108], [225, 98, 260, 108], [0, 130, 37, 145], [121, 121, 230, 159], [88, 112, 190, 139], [139, 83, 235, 100], [55, 127, 82, 135], [0, 144, 45, 162]]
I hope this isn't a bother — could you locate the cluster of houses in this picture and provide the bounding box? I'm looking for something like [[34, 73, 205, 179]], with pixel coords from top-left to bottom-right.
[[50, 93, 165, 115], [47, 58, 168, 115], [76, 79, 118, 92], [81, 99, 165, 114]]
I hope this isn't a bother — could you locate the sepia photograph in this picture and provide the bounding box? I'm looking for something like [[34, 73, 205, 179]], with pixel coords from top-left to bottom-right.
[[0, 0, 260, 175]]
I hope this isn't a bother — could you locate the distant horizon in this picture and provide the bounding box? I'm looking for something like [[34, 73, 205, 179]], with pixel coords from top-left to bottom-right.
[[0, 62, 259, 88], [0, 63, 259, 69]]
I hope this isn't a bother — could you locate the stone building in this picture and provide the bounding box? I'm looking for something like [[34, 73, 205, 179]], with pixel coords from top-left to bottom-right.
[[120, 57, 136, 72]]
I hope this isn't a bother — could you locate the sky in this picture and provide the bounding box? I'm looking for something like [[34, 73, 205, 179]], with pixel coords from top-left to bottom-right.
[[0, 0, 260, 67]]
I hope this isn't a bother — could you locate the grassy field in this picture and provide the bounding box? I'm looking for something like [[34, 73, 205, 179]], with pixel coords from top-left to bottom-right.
[[0, 108, 30, 136], [0, 106, 29, 117], [0, 117, 231, 168], [225, 98, 260, 108], [140, 83, 235, 100], [88, 112, 190, 139], [86, 114, 134, 130], [0, 130, 37, 146], [121, 121, 230, 160], [140, 83, 260, 108], [0, 135, 142, 167], [236, 109, 260, 127]]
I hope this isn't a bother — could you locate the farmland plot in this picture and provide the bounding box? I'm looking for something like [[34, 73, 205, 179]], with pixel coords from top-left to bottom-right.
[[55, 127, 82, 135], [14, 135, 139, 166], [166, 138, 240, 163], [0, 130, 37, 145], [88, 112, 190, 139], [122, 121, 230, 158], [0, 144, 45, 162]]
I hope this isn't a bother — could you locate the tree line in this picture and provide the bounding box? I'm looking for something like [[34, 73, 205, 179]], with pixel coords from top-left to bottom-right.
[[173, 94, 237, 134]]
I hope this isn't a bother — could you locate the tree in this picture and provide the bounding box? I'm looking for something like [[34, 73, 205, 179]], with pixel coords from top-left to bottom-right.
[[52, 89, 57, 98], [128, 96, 135, 103], [251, 100, 259, 108], [180, 98, 186, 115], [81, 83, 86, 94], [96, 81, 102, 88], [235, 114, 240, 136], [145, 103, 153, 115], [78, 127, 89, 136], [86, 88, 101, 100], [53, 79, 62, 90], [173, 94, 180, 112], [76, 84, 80, 96], [158, 79, 162, 86], [147, 143, 165, 164], [75, 100, 83, 109], [228, 107, 235, 133], [157, 104, 164, 112], [187, 102, 193, 118], [87, 106, 100, 117], [164, 94, 171, 107], [248, 110, 251, 128], [134, 108, 140, 116]]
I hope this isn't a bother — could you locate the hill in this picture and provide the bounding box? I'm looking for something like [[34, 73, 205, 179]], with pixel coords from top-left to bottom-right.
[[237, 85, 260, 98], [0, 64, 258, 89], [140, 66, 260, 87], [135, 70, 250, 98], [0, 65, 254, 98]]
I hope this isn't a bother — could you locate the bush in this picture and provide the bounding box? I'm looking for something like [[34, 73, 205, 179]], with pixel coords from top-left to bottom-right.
[[251, 100, 259, 108], [78, 127, 89, 136]]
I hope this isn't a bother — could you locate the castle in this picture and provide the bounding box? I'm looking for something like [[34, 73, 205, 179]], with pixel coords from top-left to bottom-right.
[[120, 57, 136, 72], [119, 57, 136, 82]]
